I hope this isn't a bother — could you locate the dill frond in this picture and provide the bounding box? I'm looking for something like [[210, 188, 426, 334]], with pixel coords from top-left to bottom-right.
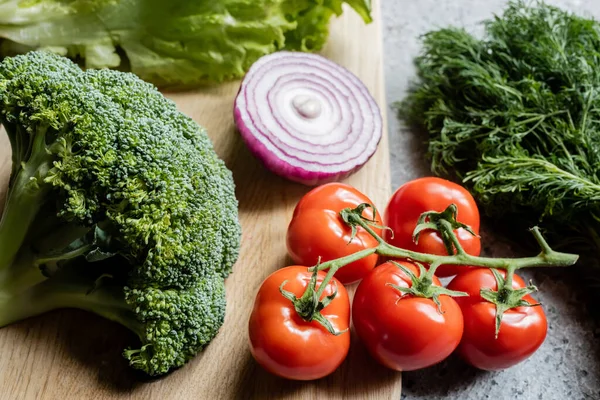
[[400, 0, 600, 251]]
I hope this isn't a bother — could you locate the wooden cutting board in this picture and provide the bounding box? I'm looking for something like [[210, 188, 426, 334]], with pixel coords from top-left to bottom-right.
[[0, 1, 397, 398]]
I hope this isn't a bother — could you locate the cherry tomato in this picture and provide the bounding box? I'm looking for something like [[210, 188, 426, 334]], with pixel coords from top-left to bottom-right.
[[352, 261, 464, 371], [447, 269, 547, 370], [248, 266, 351, 380], [383, 177, 481, 277], [287, 183, 381, 284]]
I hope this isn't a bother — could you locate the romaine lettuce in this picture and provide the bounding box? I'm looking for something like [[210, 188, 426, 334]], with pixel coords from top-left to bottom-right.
[[0, 0, 372, 87]]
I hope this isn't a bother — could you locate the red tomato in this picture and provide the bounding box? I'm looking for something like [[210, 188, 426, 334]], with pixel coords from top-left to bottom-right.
[[447, 269, 547, 370], [248, 266, 351, 380], [287, 183, 381, 284], [352, 261, 464, 371], [383, 177, 481, 277]]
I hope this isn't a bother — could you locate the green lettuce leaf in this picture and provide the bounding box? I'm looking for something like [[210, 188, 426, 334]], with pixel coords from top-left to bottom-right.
[[0, 0, 372, 87]]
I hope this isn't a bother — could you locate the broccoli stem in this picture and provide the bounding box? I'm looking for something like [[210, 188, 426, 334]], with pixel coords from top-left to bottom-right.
[[1, 121, 24, 180], [0, 175, 46, 268], [0, 127, 52, 268], [0, 262, 143, 337], [0, 283, 57, 327], [28, 215, 93, 258], [33, 244, 92, 267]]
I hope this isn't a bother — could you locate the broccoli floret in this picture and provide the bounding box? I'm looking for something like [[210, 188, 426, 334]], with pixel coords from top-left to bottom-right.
[[124, 272, 226, 373], [0, 51, 241, 376]]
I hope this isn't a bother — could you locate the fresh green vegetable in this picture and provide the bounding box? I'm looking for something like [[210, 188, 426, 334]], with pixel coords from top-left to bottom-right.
[[0, 51, 241, 376], [0, 0, 372, 88], [399, 0, 600, 251]]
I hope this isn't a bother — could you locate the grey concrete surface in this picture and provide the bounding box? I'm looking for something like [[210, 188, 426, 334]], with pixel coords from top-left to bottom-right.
[[381, 1, 600, 399]]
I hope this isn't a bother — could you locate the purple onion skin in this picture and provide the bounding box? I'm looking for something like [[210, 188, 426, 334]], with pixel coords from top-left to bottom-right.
[[233, 52, 382, 186]]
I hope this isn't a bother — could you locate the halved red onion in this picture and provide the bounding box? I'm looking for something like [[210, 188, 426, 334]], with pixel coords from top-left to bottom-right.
[[234, 51, 382, 186]]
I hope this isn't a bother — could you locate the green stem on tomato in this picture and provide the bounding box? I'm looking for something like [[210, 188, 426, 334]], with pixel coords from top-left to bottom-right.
[[312, 247, 376, 299], [314, 230, 576, 274], [357, 220, 386, 245], [504, 265, 516, 289], [314, 218, 576, 274], [440, 219, 467, 256]]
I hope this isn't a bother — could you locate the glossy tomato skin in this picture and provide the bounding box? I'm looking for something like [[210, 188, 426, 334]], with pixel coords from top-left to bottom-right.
[[383, 177, 481, 277], [287, 183, 381, 284], [248, 266, 351, 380], [352, 261, 464, 371], [447, 269, 547, 371]]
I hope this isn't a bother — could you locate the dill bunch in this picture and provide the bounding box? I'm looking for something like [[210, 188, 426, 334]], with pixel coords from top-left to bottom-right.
[[400, 0, 600, 251]]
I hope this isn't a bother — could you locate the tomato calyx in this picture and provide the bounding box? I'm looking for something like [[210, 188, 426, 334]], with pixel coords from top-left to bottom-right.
[[413, 204, 479, 255], [480, 267, 541, 338], [387, 261, 468, 313], [340, 203, 391, 243], [279, 269, 347, 336]]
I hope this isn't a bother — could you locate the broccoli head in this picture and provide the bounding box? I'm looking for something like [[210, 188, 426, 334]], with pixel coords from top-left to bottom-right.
[[0, 51, 241, 376]]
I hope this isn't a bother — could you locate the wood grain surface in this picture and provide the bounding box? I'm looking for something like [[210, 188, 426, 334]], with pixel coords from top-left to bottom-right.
[[0, 1, 398, 399]]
